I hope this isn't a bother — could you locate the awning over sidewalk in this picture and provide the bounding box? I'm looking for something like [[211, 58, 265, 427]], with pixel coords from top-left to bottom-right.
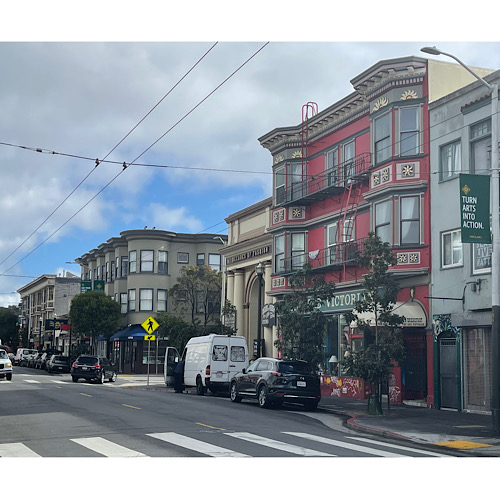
[[350, 301, 427, 328], [109, 324, 147, 341]]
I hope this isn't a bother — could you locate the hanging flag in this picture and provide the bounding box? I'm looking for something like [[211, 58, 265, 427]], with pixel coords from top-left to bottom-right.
[[459, 174, 491, 243]]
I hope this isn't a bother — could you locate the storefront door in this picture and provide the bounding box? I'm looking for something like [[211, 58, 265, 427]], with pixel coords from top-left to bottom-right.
[[439, 335, 458, 409]]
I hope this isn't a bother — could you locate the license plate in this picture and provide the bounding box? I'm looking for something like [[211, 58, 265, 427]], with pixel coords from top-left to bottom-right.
[[297, 381, 306, 387], [82, 366, 89, 370]]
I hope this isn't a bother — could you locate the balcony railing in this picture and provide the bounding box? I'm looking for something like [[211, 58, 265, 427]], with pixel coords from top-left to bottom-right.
[[279, 238, 367, 275], [276, 152, 371, 207]]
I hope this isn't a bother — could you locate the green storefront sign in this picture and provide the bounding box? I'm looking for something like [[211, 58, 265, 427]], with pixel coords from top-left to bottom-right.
[[459, 174, 491, 243], [80, 280, 92, 293], [320, 290, 363, 312], [93, 280, 105, 292]]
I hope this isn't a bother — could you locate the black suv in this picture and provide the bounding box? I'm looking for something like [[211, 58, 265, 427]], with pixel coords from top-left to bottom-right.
[[230, 357, 321, 410], [46, 355, 70, 373], [71, 355, 117, 384]]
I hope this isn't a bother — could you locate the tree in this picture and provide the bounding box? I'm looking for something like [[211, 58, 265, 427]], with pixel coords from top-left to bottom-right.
[[0, 307, 19, 348], [274, 263, 336, 368], [156, 312, 200, 353], [69, 291, 121, 349], [343, 232, 405, 415], [169, 265, 222, 333]]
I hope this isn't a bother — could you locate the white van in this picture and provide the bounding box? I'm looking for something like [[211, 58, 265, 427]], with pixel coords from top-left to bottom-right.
[[164, 334, 249, 395], [14, 348, 38, 366]]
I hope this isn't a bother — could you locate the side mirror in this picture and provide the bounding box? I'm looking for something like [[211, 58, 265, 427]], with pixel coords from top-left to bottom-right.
[[242, 368, 246, 374]]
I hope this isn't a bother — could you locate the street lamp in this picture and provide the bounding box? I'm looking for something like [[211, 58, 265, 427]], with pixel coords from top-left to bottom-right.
[[421, 46, 500, 432], [255, 262, 264, 359]]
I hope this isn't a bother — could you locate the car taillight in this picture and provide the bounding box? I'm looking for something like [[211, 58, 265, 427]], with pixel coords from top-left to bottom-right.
[[272, 372, 283, 376], [94, 364, 101, 369], [72, 362, 77, 367], [205, 365, 210, 376]]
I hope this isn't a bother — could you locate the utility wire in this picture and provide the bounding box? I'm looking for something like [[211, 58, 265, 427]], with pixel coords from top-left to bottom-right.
[[0, 42, 219, 272], [0, 42, 270, 278]]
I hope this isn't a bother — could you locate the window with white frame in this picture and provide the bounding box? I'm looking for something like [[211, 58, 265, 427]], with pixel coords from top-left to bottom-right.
[[158, 250, 168, 274], [472, 243, 492, 274], [111, 261, 115, 281], [177, 252, 189, 264], [400, 106, 419, 157], [274, 234, 285, 273], [291, 232, 306, 270], [120, 293, 127, 314], [129, 251, 137, 273], [326, 148, 339, 186], [290, 162, 303, 201], [440, 140, 462, 181], [374, 112, 391, 164], [105, 262, 109, 281], [327, 219, 355, 264], [128, 289, 136, 311], [208, 253, 220, 271], [400, 196, 420, 245], [375, 199, 392, 244], [197, 253, 205, 266], [140, 288, 153, 311], [121, 256, 128, 277], [157, 289, 167, 312], [115, 257, 120, 279], [275, 166, 286, 204], [140, 250, 154, 272], [442, 229, 463, 268], [470, 119, 491, 174], [343, 141, 355, 179]]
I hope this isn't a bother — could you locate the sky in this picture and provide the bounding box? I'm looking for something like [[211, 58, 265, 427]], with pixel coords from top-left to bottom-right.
[[1, 3, 500, 315]]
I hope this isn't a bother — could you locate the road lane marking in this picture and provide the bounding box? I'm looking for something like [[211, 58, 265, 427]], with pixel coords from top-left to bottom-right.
[[71, 437, 148, 457], [348, 437, 449, 456], [147, 432, 249, 457], [284, 432, 406, 457], [50, 380, 69, 384], [122, 404, 141, 409], [196, 422, 226, 431], [80, 393, 92, 397], [0, 443, 41, 457], [227, 432, 335, 457]]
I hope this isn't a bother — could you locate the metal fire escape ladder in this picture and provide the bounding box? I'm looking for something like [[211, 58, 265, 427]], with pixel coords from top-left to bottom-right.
[[300, 102, 318, 203]]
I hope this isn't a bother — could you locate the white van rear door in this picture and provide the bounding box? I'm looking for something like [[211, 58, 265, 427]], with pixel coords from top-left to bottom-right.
[[228, 340, 248, 379]]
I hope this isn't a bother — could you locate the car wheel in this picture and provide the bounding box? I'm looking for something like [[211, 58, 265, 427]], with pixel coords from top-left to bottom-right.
[[196, 377, 205, 396], [72, 376, 78, 383], [97, 372, 105, 384], [258, 385, 271, 409], [230, 381, 242, 403], [303, 400, 318, 411], [109, 371, 117, 383], [6, 373, 12, 381]]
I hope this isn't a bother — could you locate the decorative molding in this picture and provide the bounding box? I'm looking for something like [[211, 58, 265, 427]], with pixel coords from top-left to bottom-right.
[[272, 208, 285, 225], [372, 96, 389, 112], [291, 150, 302, 158], [273, 154, 285, 165], [289, 206, 305, 220], [401, 89, 418, 100], [396, 161, 420, 180], [397, 252, 420, 265], [371, 166, 391, 188]]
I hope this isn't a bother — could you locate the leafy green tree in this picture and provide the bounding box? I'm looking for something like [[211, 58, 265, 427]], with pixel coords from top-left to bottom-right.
[[156, 312, 200, 353], [0, 307, 19, 348], [69, 291, 121, 349], [274, 263, 336, 367], [169, 265, 222, 333], [343, 232, 405, 415]]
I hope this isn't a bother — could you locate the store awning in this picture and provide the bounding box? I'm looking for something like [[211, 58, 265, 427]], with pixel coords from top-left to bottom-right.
[[109, 325, 147, 341], [350, 301, 427, 328]]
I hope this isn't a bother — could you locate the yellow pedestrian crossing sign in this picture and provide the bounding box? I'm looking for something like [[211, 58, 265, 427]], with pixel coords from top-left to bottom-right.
[[144, 334, 156, 341], [142, 316, 159, 335]]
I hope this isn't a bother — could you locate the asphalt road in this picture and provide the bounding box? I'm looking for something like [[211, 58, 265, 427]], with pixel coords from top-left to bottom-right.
[[1, 367, 451, 460]]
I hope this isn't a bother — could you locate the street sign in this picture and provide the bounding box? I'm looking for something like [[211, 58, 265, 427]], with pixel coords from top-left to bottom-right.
[[141, 316, 159, 334], [144, 334, 156, 341]]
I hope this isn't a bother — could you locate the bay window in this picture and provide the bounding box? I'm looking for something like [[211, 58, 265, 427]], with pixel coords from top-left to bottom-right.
[[400, 106, 419, 157], [374, 112, 391, 164], [400, 196, 420, 245], [140, 250, 154, 272], [375, 199, 392, 244], [140, 288, 153, 311]]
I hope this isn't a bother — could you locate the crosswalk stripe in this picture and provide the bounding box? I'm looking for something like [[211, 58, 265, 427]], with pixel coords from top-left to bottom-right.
[[23, 379, 40, 384], [227, 432, 335, 457], [70, 437, 148, 457], [348, 437, 448, 457], [0, 443, 41, 457], [147, 432, 249, 457], [283, 432, 406, 457]]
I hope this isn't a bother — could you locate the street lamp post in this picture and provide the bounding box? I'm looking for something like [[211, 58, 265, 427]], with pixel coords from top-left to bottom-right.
[[255, 262, 264, 359], [421, 46, 500, 432]]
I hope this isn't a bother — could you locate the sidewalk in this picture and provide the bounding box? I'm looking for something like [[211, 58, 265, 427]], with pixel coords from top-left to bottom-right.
[[318, 395, 500, 457]]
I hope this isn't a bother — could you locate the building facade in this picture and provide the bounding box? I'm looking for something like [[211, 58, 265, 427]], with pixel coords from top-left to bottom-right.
[[17, 273, 81, 352], [222, 198, 275, 358], [257, 56, 493, 406], [429, 69, 500, 413]]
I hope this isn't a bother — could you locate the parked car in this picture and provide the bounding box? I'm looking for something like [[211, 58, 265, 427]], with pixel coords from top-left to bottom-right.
[[29, 352, 43, 368], [22, 351, 39, 367], [71, 355, 117, 384], [229, 357, 321, 411], [0, 349, 13, 381], [14, 348, 38, 366], [46, 355, 70, 373]]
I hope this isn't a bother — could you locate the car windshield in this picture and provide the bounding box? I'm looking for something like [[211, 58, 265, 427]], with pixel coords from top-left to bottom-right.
[[277, 361, 314, 375], [0, 351, 8, 359], [77, 356, 98, 364], [55, 356, 69, 362]]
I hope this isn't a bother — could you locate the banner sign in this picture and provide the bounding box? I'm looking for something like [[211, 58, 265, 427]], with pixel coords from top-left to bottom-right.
[[459, 174, 491, 243], [80, 280, 92, 293]]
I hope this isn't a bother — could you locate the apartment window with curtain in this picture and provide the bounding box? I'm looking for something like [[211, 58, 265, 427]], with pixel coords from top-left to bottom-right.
[[196, 253, 205, 266], [326, 148, 339, 186], [442, 229, 463, 268], [128, 289, 136, 312], [111, 261, 115, 281], [274, 234, 285, 273], [141, 250, 154, 272], [140, 288, 153, 311], [374, 112, 391, 164], [291, 233, 306, 270], [158, 250, 168, 274], [115, 257, 120, 279], [400, 196, 420, 245], [121, 256, 128, 277], [375, 199, 392, 244], [440, 140, 462, 181], [275, 166, 286, 205], [157, 289, 167, 312], [400, 106, 419, 157], [129, 251, 137, 273], [120, 293, 127, 314], [177, 252, 189, 264], [290, 162, 303, 201], [343, 140, 355, 179], [470, 119, 491, 174]]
